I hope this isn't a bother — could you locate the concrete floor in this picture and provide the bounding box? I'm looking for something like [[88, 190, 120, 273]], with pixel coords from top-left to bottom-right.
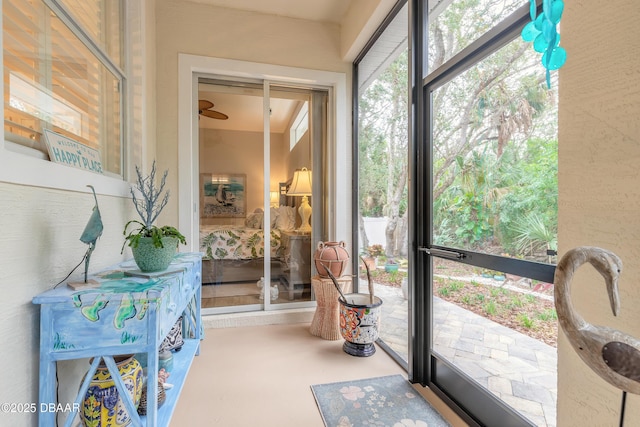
[[178, 277, 557, 426], [171, 320, 467, 427]]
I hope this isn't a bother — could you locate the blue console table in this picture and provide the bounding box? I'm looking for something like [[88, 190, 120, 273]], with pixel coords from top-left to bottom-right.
[[32, 252, 202, 427]]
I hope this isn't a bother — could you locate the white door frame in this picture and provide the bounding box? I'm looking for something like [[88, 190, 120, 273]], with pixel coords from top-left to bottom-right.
[[177, 54, 350, 255]]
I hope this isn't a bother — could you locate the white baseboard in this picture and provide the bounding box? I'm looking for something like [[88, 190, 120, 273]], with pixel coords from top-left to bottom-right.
[[203, 308, 315, 329]]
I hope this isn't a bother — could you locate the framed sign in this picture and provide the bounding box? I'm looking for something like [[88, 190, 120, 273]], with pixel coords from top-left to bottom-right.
[[200, 173, 246, 218], [43, 129, 103, 174]]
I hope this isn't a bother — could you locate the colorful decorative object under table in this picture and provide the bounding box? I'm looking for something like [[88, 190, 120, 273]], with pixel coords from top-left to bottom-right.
[[81, 354, 144, 427]]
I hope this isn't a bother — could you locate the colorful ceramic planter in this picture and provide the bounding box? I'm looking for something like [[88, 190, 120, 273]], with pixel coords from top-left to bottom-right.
[[339, 293, 383, 357], [81, 354, 144, 427]]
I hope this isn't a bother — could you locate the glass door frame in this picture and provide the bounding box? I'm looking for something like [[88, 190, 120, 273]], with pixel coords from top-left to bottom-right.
[[194, 75, 329, 314], [411, 0, 556, 425], [264, 81, 330, 311], [178, 54, 351, 313], [352, 0, 410, 370]]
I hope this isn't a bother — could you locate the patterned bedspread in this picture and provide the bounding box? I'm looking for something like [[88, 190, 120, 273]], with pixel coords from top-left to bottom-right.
[[199, 225, 283, 260]]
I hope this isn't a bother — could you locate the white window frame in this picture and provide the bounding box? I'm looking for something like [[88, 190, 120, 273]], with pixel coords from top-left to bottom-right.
[[0, 0, 144, 197], [289, 101, 309, 150], [177, 54, 350, 253]]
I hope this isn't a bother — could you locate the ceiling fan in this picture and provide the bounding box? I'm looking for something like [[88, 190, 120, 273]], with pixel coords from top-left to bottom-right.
[[198, 100, 229, 120]]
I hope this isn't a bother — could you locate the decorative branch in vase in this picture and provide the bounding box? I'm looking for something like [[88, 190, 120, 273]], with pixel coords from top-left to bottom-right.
[[121, 161, 186, 272]]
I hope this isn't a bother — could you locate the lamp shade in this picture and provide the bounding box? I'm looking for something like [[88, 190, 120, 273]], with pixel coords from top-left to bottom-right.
[[269, 191, 279, 207], [286, 167, 312, 196]]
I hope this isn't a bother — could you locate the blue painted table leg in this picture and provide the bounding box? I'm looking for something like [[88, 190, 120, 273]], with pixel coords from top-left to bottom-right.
[[195, 280, 202, 354], [146, 308, 159, 426], [38, 308, 57, 427], [104, 356, 143, 427], [38, 358, 57, 427]]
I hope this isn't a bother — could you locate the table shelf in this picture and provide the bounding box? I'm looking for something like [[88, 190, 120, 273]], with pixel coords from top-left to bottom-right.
[[32, 253, 203, 427], [140, 338, 199, 426]]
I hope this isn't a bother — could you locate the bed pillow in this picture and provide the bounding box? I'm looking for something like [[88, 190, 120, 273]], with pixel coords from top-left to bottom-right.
[[264, 207, 278, 229], [245, 212, 263, 229], [275, 206, 296, 230]]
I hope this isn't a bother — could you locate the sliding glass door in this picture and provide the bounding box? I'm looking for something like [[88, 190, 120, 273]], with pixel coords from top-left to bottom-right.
[[267, 84, 326, 308], [198, 80, 267, 311], [197, 78, 327, 314]]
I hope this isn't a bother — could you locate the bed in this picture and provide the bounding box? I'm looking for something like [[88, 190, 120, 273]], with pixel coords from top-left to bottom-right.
[[199, 206, 297, 284], [199, 225, 284, 260]]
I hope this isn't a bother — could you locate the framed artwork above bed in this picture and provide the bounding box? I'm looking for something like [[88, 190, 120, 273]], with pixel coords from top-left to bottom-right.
[[201, 173, 247, 218]]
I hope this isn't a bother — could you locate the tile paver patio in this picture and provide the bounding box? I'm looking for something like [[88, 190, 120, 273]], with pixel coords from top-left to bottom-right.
[[366, 280, 557, 427]]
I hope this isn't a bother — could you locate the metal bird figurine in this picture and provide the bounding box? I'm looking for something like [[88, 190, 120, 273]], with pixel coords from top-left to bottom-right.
[[554, 246, 640, 425], [79, 185, 104, 282]]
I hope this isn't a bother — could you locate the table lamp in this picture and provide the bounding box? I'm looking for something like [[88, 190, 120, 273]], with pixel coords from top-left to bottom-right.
[[270, 191, 280, 207], [287, 167, 312, 233]]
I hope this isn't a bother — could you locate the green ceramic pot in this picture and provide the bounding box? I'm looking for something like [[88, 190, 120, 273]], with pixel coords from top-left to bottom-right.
[[384, 263, 399, 273], [131, 236, 178, 272]]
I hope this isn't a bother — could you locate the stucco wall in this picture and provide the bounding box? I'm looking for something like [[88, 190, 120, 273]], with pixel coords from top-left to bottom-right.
[[557, 1, 640, 424], [0, 183, 135, 425], [155, 0, 352, 227], [0, 1, 156, 424]]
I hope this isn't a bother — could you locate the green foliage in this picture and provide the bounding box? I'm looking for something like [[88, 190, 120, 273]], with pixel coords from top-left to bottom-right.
[[498, 138, 558, 256], [433, 137, 557, 253], [518, 313, 535, 329], [509, 296, 524, 308], [484, 300, 497, 316], [358, 1, 558, 260], [511, 213, 557, 256], [536, 309, 557, 321], [122, 221, 186, 251], [358, 51, 409, 219], [448, 280, 465, 291], [438, 280, 465, 297]]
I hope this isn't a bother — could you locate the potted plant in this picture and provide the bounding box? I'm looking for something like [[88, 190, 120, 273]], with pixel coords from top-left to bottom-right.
[[362, 244, 384, 269], [325, 258, 383, 357], [384, 258, 399, 273], [121, 161, 186, 272]]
